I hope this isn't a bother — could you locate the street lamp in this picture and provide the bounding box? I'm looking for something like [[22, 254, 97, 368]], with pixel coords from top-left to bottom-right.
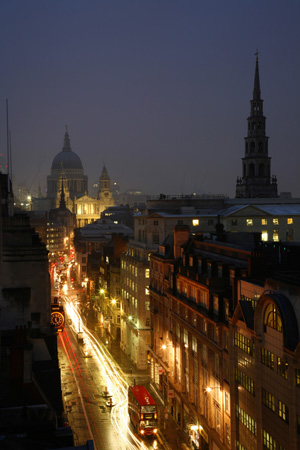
[[204, 386, 220, 393]]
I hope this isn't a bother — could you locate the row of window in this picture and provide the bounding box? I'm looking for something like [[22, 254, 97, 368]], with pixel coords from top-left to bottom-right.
[[144, 219, 215, 227], [263, 430, 285, 450], [234, 331, 255, 357], [235, 367, 255, 395], [176, 280, 209, 308], [235, 404, 257, 436], [243, 218, 293, 226], [261, 349, 288, 379], [262, 388, 288, 423]]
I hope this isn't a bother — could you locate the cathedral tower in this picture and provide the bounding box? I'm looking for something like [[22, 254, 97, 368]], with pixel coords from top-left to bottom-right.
[[98, 164, 114, 211], [47, 128, 88, 209], [236, 56, 278, 198]]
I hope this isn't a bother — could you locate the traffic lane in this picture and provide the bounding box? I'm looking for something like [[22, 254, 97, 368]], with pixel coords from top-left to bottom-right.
[[60, 299, 166, 450], [59, 326, 126, 450]]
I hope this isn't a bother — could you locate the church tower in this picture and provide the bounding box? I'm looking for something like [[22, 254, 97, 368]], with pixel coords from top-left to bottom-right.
[[98, 164, 114, 211], [236, 55, 278, 198]]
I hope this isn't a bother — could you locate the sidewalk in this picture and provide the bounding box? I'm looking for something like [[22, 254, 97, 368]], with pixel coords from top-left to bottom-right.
[[94, 327, 192, 450]]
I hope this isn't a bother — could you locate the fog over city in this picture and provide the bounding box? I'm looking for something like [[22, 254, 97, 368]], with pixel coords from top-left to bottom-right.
[[0, 1, 299, 198]]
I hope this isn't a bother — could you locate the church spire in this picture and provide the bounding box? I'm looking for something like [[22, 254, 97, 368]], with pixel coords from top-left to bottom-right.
[[235, 54, 278, 198], [63, 126, 71, 152], [59, 177, 67, 209], [253, 50, 261, 100]]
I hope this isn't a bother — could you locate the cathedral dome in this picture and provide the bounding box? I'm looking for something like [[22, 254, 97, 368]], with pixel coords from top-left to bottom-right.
[[51, 130, 83, 171]]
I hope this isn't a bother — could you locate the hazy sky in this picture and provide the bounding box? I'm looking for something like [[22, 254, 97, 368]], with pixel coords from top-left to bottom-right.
[[0, 1, 299, 198]]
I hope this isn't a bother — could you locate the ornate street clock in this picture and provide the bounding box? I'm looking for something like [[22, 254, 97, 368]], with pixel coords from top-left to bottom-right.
[[51, 310, 65, 328], [51, 303, 65, 328]]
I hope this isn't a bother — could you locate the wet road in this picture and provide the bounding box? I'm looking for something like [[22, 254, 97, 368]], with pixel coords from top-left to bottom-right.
[[58, 300, 165, 450]]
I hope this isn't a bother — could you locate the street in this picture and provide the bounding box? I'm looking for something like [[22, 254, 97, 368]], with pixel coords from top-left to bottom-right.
[[58, 297, 164, 450]]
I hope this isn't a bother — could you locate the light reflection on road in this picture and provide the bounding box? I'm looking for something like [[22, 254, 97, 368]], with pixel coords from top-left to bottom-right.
[[63, 296, 150, 450]]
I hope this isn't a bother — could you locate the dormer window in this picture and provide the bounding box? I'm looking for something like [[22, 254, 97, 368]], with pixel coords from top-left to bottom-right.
[[264, 303, 282, 332]]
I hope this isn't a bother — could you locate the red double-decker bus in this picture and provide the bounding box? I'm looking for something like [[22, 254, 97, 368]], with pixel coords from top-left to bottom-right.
[[128, 385, 158, 436]]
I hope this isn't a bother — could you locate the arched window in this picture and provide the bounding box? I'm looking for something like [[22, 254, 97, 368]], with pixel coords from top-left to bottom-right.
[[264, 303, 282, 332], [259, 163, 264, 177], [249, 163, 255, 177], [250, 142, 255, 153]]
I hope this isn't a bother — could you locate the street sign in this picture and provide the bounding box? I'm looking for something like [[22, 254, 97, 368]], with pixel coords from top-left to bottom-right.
[[168, 389, 174, 398]]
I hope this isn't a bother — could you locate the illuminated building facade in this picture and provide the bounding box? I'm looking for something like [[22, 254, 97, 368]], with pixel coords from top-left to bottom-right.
[[47, 180, 76, 255], [120, 240, 152, 370], [231, 275, 300, 450], [74, 164, 114, 227], [149, 227, 300, 449]]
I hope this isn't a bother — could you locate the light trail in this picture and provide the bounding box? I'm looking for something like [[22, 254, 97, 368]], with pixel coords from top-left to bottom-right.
[[58, 329, 96, 448], [59, 327, 108, 450], [63, 296, 150, 450]]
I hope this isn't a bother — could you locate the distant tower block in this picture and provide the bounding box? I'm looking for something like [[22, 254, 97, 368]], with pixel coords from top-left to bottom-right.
[[236, 55, 278, 198]]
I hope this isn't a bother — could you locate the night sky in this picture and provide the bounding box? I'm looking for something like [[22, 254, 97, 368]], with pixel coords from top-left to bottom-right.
[[0, 1, 299, 198]]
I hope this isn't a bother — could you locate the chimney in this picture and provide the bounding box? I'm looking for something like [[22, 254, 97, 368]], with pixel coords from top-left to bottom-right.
[[174, 225, 190, 259]]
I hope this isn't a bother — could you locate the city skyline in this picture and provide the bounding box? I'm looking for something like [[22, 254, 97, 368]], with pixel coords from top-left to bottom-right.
[[0, 1, 299, 198]]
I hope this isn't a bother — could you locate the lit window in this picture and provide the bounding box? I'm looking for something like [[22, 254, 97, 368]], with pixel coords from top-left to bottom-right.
[[193, 219, 199, 226], [273, 218, 279, 225], [247, 219, 253, 226], [261, 231, 268, 241], [145, 269, 150, 278], [262, 218, 268, 225], [145, 288, 149, 295], [278, 400, 288, 422], [225, 392, 230, 414], [273, 231, 279, 242], [287, 218, 293, 225], [264, 303, 282, 331]]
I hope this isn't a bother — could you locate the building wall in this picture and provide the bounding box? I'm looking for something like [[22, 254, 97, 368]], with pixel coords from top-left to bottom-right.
[[231, 282, 300, 450], [224, 210, 300, 242], [0, 215, 51, 331], [121, 241, 151, 370]]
